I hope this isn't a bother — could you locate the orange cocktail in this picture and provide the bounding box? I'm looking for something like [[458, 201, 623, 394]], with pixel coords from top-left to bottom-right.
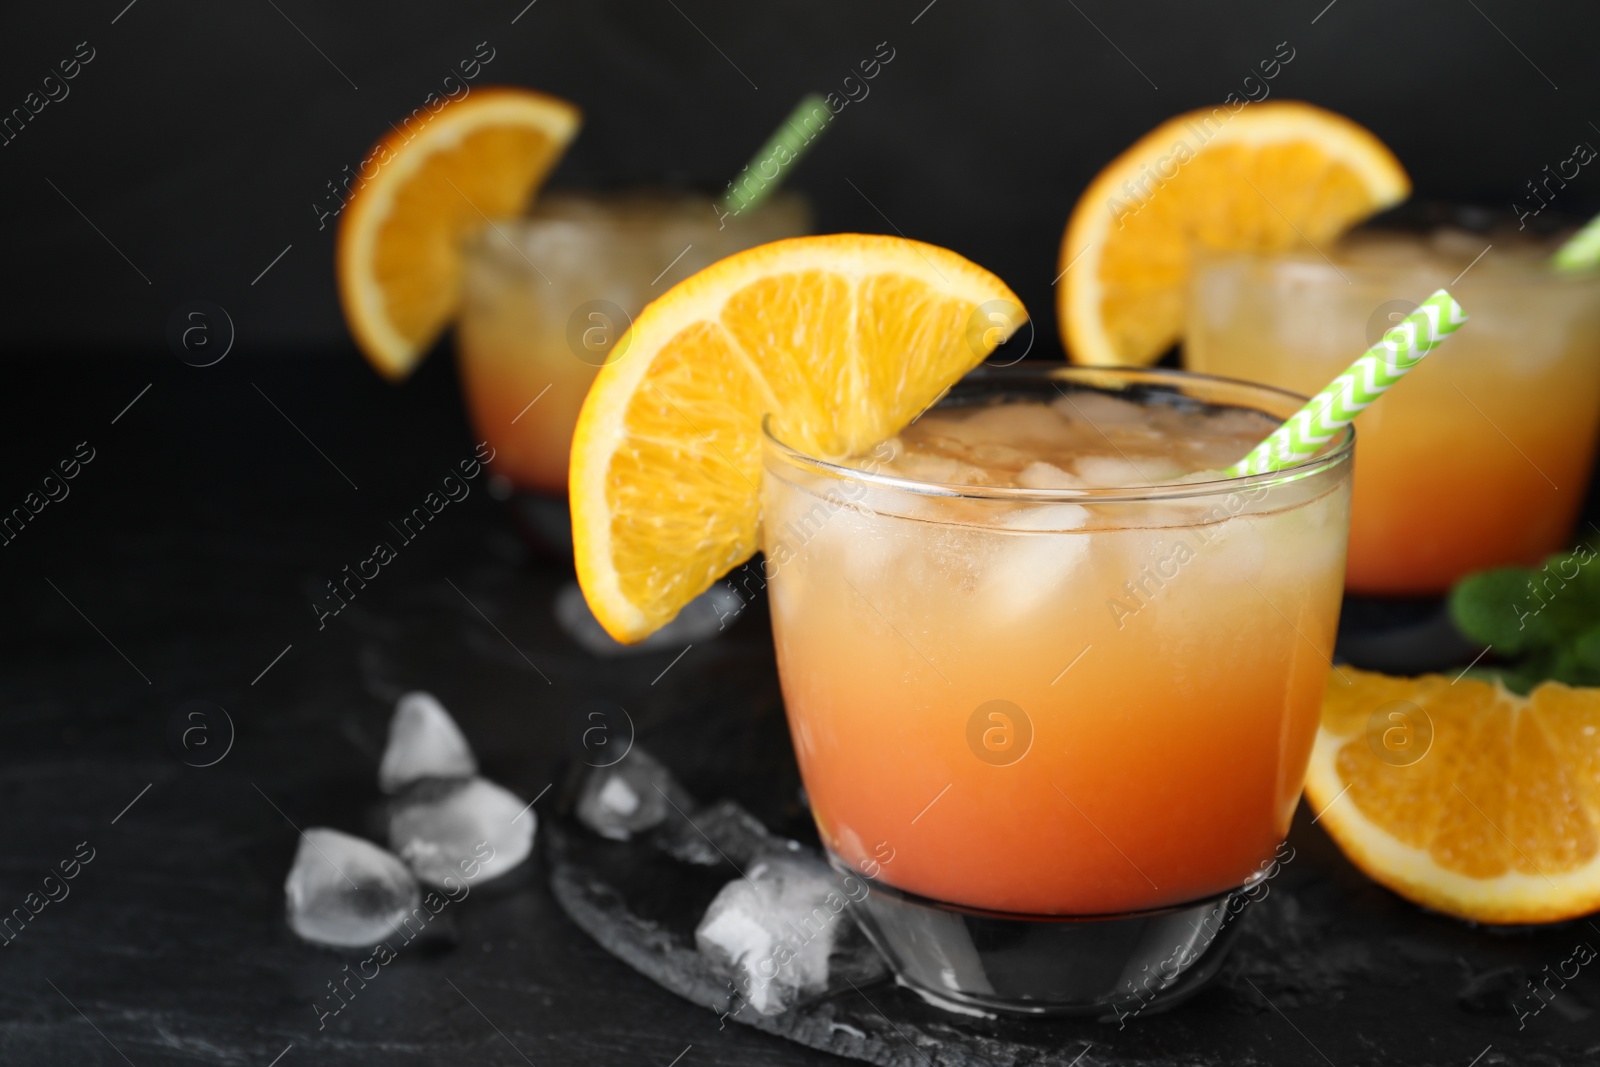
[[1185, 232, 1600, 595], [456, 190, 809, 495], [761, 368, 1352, 919]]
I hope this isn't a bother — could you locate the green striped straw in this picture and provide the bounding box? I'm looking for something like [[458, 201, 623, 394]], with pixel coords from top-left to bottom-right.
[[717, 93, 832, 218], [1225, 289, 1468, 477], [1553, 213, 1600, 272]]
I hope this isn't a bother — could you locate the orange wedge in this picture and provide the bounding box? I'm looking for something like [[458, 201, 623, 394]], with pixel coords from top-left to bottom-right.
[[337, 87, 580, 380], [1058, 101, 1409, 367], [1305, 667, 1600, 924], [570, 234, 1023, 643]]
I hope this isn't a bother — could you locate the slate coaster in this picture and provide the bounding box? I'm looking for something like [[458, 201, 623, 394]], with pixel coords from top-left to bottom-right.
[[545, 726, 1599, 1067]]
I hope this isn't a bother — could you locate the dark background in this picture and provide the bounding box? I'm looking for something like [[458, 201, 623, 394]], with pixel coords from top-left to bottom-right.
[[5, 4, 1600, 1066], [3, 0, 1599, 352]]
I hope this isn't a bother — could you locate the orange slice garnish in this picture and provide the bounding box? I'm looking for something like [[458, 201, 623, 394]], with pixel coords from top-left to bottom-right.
[[336, 87, 580, 380], [569, 234, 1023, 643], [1059, 101, 1409, 366]]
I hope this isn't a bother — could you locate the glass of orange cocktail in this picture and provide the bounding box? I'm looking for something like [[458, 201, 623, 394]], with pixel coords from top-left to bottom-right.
[[456, 190, 810, 509], [1185, 230, 1600, 595], [455, 192, 810, 648], [760, 365, 1353, 1015]]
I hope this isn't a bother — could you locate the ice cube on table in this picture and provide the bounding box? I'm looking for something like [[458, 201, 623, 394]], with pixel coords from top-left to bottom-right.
[[378, 691, 477, 794], [575, 747, 690, 842], [284, 828, 420, 947], [655, 798, 795, 867], [695, 854, 858, 1015], [388, 777, 533, 887]]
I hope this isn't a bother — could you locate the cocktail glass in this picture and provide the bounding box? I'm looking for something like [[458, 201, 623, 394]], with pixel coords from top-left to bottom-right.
[[760, 366, 1353, 1016], [456, 190, 809, 649], [457, 189, 811, 544], [1185, 231, 1600, 595]]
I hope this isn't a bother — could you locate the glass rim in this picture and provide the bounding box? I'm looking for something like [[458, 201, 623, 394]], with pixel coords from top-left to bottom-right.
[[464, 188, 808, 235], [1189, 235, 1600, 288], [760, 365, 1354, 505], [461, 189, 812, 266]]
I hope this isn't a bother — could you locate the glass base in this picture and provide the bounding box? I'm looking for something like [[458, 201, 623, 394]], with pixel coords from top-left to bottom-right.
[[831, 852, 1250, 1019]]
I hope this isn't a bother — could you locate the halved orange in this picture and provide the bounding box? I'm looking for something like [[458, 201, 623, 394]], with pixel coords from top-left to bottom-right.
[[336, 87, 580, 380], [570, 234, 1023, 643], [1305, 667, 1600, 924], [1058, 101, 1410, 367]]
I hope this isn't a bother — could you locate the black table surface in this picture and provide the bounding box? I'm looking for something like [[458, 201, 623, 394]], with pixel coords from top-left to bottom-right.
[[1, 350, 1594, 1066]]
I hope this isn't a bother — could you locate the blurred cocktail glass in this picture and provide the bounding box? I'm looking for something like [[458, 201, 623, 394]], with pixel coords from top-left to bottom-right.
[[1185, 229, 1600, 595], [761, 366, 1352, 1014], [457, 189, 811, 505], [456, 190, 809, 649]]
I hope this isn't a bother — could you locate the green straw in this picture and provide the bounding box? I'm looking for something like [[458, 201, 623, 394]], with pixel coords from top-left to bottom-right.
[[1225, 289, 1468, 477], [717, 93, 832, 218], [1552, 213, 1600, 272]]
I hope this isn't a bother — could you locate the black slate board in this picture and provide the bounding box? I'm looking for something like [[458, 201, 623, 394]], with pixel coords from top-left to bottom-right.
[[546, 698, 1600, 1067], [4, 352, 1598, 1067]]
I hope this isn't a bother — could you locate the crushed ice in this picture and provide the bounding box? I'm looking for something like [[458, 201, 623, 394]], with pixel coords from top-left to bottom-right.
[[378, 690, 477, 793], [575, 746, 690, 841], [389, 777, 533, 887], [285, 691, 534, 945], [284, 828, 419, 947], [696, 854, 867, 1016]]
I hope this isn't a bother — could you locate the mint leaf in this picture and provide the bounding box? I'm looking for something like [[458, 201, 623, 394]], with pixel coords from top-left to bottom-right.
[[1573, 623, 1600, 668], [1528, 551, 1600, 636], [1447, 538, 1600, 691], [1564, 622, 1600, 681], [1448, 566, 1550, 654], [1573, 541, 1600, 600]]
